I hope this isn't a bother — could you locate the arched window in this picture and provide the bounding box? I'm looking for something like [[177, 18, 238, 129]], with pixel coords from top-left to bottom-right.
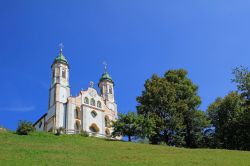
[[109, 86, 113, 94], [89, 123, 99, 133], [84, 97, 89, 104], [97, 101, 102, 108], [62, 68, 66, 78], [90, 98, 95, 106], [75, 107, 80, 119], [105, 115, 110, 127], [91, 110, 97, 118]]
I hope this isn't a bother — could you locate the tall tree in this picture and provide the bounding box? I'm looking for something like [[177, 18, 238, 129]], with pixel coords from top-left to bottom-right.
[[232, 66, 250, 150], [232, 66, 250, 105], [207, 92, 243, 149], [137, 69, 207, 147]]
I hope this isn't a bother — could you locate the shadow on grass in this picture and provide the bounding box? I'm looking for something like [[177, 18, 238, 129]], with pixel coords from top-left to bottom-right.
[[105, 139, 123, 142]]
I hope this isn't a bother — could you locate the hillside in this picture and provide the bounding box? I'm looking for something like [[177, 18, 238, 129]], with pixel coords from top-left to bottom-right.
[[0, 131, 250, 166]]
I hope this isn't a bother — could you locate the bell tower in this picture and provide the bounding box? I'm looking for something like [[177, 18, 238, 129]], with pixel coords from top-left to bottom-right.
[[98, 62, 115, 102], [98, 62, 117, 116], [47, 43, 70, 131]]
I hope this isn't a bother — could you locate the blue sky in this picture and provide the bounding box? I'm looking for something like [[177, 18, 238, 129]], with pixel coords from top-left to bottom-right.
[[1, 1, 250, 130]]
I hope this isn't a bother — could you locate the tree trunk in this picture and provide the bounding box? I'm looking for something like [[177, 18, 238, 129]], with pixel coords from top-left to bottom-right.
[[128, 135, 131, 142]]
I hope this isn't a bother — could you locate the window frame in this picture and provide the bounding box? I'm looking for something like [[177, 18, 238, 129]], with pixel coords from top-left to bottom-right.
[[90, 98, 95, 106], [62, 68, 66, 78], [109, 86, 113, 94], [97, 101, 102, 108], [91, 110, 97, 118], [84, 97, 89, 104]]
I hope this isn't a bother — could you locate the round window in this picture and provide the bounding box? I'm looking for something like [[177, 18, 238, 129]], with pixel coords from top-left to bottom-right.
[[91, 111, 97, 118]]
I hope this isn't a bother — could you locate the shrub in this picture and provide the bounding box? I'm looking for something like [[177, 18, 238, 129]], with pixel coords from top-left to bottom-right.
[[80, 130, 89, 137], [16, 120, 35, 135]]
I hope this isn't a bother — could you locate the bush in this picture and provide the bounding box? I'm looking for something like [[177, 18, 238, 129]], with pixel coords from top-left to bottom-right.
[[80, 130, 89, 137], [16, 120, 35, 135]]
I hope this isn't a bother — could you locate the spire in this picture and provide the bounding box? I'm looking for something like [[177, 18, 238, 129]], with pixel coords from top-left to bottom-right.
[[99, 61, 113, 83], [103, 61, 107, 73], [59, 43, 64, 55], [53, 43, 68, 65]]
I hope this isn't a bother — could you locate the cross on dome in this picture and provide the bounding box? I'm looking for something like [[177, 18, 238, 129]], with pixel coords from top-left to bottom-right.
[[59, 43, 64, 54], [89, 81, 94, 88], [103, 61, 107, 73]]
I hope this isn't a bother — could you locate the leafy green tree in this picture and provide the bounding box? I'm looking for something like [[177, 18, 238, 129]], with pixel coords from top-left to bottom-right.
[[137, 69, 207, 147], [112, 112, 156, 142], [205, 66, 250, 150], [16, 120, 35, 135], [112, 112, 140, 141], [137, 115, 157, 140], [183, 110, 210, 148], [232, 66, 250, 150], [232, 66, 250, 104], [207, 92, 244, 149]]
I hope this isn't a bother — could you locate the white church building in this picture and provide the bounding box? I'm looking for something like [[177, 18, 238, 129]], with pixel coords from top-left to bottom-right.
[[34, 46, 118, 137]]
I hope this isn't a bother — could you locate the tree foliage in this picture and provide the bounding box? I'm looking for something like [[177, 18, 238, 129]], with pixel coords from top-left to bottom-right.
[[113, 67, 250, 150], [206, 66, 250, 150], [136, 69, 209, 147], [112, 112, 156, 141], [207, 92, 244, 149], [112, 112, 140, 141], [232, 66, 250, 150], [16, 120, 35, 135]]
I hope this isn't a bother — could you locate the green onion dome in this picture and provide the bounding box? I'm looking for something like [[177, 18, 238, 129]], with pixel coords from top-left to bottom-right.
[[99, 72, 113, 83], [53, 52, 68, 65]]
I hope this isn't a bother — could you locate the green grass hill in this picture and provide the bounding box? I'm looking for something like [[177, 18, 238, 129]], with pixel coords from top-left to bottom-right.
[[0, 131, 250, 166]]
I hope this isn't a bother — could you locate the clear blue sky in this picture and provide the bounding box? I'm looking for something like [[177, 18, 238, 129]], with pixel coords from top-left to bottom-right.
[[1, 1, 250, 130]]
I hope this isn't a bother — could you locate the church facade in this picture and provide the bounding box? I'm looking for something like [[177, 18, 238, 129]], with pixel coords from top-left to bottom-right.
[[34, 47, 118, 137]]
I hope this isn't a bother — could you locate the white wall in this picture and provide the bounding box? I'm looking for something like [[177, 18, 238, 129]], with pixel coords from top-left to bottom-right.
[[34, 117, 45, 131]]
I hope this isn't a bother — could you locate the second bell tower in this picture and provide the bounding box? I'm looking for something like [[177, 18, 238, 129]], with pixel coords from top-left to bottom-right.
[[47, 44, 70, 131]]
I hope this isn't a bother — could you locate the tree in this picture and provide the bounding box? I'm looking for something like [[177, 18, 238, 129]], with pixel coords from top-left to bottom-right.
[[112, 112, 140, 141], [183, 110, 210, 148], [232, 66, 250, 150], [137, 115, 157, 140], [205, 66, 250, 150], [16, 120, 35, 135], [207, 92, 244, 149], [112, 112, 156, 142], [137, 69, 208, 147], [232, 66, 250, 105]]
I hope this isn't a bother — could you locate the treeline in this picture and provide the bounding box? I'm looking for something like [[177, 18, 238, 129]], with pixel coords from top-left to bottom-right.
[[112, 67, 250, 151]]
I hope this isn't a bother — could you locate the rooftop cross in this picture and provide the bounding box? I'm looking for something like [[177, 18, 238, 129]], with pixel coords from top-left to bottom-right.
[[58, 43, 64, 54], [103, 61, 107, 72], [89, 81, 94, 88]]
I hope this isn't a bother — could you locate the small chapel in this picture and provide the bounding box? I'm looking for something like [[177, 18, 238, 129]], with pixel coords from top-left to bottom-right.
[[34, 45, 118, 137]]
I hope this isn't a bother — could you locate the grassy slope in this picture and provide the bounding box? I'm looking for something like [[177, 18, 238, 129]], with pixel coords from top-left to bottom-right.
[[0, 131, 250, 166]]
